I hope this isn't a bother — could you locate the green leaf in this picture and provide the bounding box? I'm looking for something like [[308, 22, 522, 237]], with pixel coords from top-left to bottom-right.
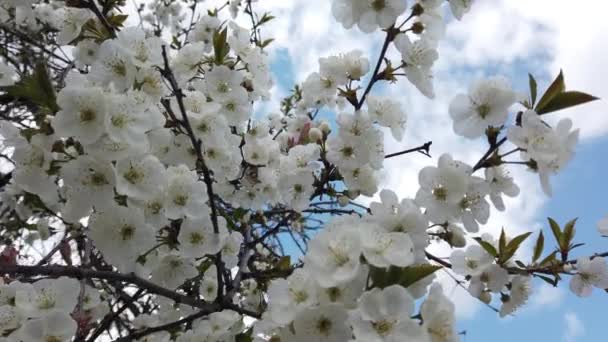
[[536, 91, 599, 114], [397, 264, 442, 288], [506, 232, 532, 252], [539, 251, 558, 267], [533, 231, 544, 263], [529, 73, 538, 106], [276, 256, 291, 271], [535, 274, 557, 287], [259, 38, 275, 48], [547, 217, 562, 245], [213, 27, 229, 65], [370, 264, 441, 289], [258, 13, 276, 25], [535, 70, 565, 113], [7, 62, 58, 113], [562, 218, 578, 249], [107, 14, 129, 27], [502, 232, 532, 263], [474, 237, 498, 257], [498, 228, 507, 255]]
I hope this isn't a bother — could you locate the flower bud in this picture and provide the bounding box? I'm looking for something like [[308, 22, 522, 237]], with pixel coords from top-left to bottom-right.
[[411, 3, 425, 16], [293, 220, 303, 232], [308, 127, 323, 142], [563, 263, 574, 272], [319, 120, 331, 135], [449, 228, 467, 248], [479, 291, 492, 304], [338, 195, 350, 207], [412, 22, 425, 34]]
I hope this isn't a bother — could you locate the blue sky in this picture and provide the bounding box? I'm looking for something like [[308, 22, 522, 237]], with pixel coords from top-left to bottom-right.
[[252, 1, 608, 341], [457, 136, 608, 342]]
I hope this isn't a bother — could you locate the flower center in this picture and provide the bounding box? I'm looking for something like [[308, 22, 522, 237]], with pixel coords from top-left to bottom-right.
[[477, 104, 491, 119], [189, 232, 204, 245], [372, 319, 395, 336], [80, 108, 96, 122], [123, 166, 144, 184], [111, 61, 127, 76], [174, 194, 188, 206], [370, 0, 386, 11], [89, 171, 108, 186], [433, 186, 448, 201], [316, 316, 333, 336], [120, 225, 135, 241]]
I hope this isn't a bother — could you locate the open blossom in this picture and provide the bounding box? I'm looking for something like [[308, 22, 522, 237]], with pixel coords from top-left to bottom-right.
[[164, 165, 208, 219], [569, 257, 608, 297], [14, 277, 80, 318], [458, 176, 490, 232], [292, 304, 351, 342], [53, 86, 107, 144], [507, 110, 579, 196], [469, 264, 509, 297], [332, 0, 408, 33], [420, 284, 458, 342], [90, 40, 137, 90], [192, 15, 221, 48], [449, 76, 517, 139], [370, 190, 429, 261], [150, 253, 198, 288], [394, 34, 438, 98], [304, 224, 362, 288], [56, 8, 92, 45], [267, 269, 319, 325], [88, 205, 155, 272], [15, 311, 77, 342], [0, 305, 20, 333], [115, 154, 167, 200], [500, 276, 531, 317], [450, 244, 493, 276], [367, 96, 407, 141], [60, 155, 115, 222], [415, 153, 471, 224], [178, 215, 229, 258], [484, 166, 520, 211], [350, 285, 427, 342], [359, 222, 415, 268], [104, 92, 164, 149]]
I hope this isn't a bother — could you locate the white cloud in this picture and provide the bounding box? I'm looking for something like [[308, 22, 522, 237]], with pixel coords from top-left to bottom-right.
[[529, 283, 566, 310], [563, 311, 585, 342]]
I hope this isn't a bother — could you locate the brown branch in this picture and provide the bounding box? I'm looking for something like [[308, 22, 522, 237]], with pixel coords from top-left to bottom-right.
[[355, 26, 399, 110], [158, 45, 225, 299], [472, 137, 507, 171], [0, 265, 217, 310], [385, 141, 432, 159], [85, 288, 145, 342]]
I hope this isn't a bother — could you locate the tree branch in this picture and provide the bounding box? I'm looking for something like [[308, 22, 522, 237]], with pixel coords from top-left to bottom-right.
[[0, 265, 218, 311], [385, 141, 432, 159]]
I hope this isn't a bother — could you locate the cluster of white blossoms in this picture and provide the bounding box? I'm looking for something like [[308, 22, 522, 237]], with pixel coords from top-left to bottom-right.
[[0, 277, 105, 341], [507, 110, 579, 196], [256, 190, 457, 341], [0, 0, 605, 341]]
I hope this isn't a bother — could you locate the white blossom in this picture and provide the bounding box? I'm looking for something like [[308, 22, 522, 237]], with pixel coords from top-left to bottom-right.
[[570, 257, 608, 297]]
